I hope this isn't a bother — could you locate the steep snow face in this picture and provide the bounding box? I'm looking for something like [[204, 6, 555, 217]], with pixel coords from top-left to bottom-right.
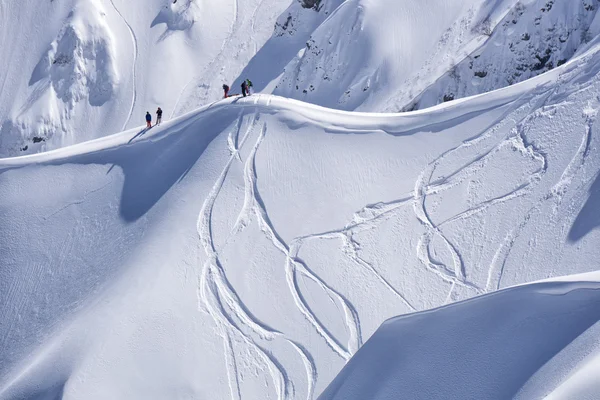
[[4, 0, 600, 157], [44, 0, 118, 108], [2, 38, 600, 399], [273, 0, 520, 111], [274, 0, 600, 112], [0, 0, 120, 155], [226, 0, 345, 97], [319, 274, 600, 400], [410, 0, 600, 110]]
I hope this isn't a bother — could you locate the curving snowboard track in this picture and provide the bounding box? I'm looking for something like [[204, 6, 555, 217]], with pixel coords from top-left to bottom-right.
[[189, 69, 600, 398], [197, 111, 317, 400], [108, 0, 139, 131]]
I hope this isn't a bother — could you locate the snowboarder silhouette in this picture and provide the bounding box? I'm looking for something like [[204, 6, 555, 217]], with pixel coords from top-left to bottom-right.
[[241, 80, 248, 97], [156, 107, 163, 125], [223, 84, 230, 98], [145, 112, 152, 128]]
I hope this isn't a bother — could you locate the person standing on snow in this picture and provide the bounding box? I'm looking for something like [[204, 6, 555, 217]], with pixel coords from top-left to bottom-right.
[[156, 107, 163, 125], [241, 80, 248, 97], [246, 79, 253, 95], [223, 84, 230, 98], [145, 112, 152, 128]]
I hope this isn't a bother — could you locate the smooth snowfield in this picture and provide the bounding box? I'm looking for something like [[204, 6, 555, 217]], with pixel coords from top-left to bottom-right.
[[319, 273, 600, 400], [2, 39, 600, 399]]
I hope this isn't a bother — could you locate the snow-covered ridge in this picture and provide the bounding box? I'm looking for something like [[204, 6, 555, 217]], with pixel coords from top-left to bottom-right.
[[4, 0, 600, 158]]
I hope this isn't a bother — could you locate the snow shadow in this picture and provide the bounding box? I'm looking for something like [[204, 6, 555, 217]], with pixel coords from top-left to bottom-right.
[[0, 113, 239, 392], [110, 112, 235, 221], [3, 380, 66, 400], [127, 128, 150, 143], [320, 281, 600, 400], [568, 171, 600, 242], [232, 32, 310, 94], [27, 382, 65, 400], [22, 109, 239, 222]]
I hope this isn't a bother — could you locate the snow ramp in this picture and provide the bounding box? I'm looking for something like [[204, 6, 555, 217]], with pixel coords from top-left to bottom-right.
[[2, 42, 600, 399], [319, 273, 600, 400]]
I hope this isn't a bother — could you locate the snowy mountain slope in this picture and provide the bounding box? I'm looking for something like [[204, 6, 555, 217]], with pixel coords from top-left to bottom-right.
[[273, 0, 522, 111], [410, 0, 600, 111], [0, 0, 292, 156], [273, 0, 600, 113], [6, 0, 599, 157], [227, 0, 345, 96], [2, 33, 600, 398], [0, 0, 575, 158], [319, 272, 600, 400]]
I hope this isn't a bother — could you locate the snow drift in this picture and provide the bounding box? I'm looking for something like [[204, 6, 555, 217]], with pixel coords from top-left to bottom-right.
[[2, 16, 600, 400], [319, 273, 600, 400]]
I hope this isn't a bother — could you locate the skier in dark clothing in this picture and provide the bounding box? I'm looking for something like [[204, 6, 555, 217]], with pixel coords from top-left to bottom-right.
[[241, 80, 248, 97], [145, 112, 152, 128], [223, 84, 230, 98], [156, 107, 163, 125]]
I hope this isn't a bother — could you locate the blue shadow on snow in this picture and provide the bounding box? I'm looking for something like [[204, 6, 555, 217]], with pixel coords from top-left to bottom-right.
[[568, 171, 600, 242]]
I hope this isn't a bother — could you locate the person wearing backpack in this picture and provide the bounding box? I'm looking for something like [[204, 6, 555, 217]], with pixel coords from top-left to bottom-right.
[[156, 107, 163, 125], [145, 112, 152, 128], [241, 80, 248, 97]]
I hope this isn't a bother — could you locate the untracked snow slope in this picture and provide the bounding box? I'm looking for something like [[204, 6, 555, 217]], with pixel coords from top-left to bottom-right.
[[319, 273, 600, 400], [1, 30, 600, 400]]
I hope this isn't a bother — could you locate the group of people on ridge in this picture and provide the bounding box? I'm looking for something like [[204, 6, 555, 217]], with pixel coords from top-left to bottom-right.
[[145, 107, 162, 128], [222, 79, 253, 98], [142, 79, 254, 127]]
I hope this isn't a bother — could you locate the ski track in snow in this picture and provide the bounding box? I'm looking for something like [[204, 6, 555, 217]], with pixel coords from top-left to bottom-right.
[[197, 112, 317, 400], [0, 260, 45, 350], [485, 87, 598, 291], [108, 0, 138, 131], [191, 74, 598, 397]]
